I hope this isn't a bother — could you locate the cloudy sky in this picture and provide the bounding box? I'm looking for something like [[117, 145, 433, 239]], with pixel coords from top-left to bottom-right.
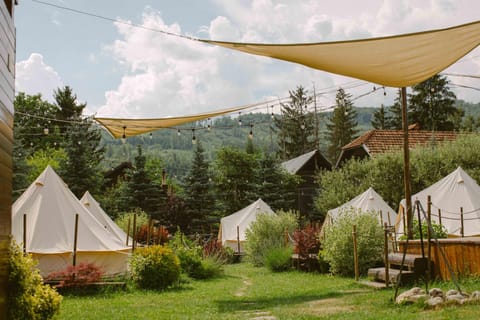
[[15, 0, 480, 118]]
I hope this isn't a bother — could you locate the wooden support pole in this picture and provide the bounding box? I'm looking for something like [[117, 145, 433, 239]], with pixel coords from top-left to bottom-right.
[[126, 216, 131, 246], [23, 213, 27, 254], [379, 211, 383, 227], [72, 214, 79, 267], [384, 222, 390, 288], [146, 216, 152, 246], [438, 209, 442, 226], [353, 225, 359, 281], [402, 206, 406, 238], [132, 213, 137, 252], [401, 87, 413, 239], [427, 195, 432, 284], [387, 211, 392, 226], [460, 207, 464, 238], [237, 225, 241, 254]]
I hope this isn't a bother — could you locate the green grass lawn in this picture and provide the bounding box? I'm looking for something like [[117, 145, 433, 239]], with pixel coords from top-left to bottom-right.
[[58, 263, 480, 320]]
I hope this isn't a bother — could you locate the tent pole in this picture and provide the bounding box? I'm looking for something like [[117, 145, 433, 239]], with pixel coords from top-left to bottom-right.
[[401, 87, 413, 239], [237, 225, 240, 254], [73, 214, 79, 267], [23, 213, 27, 254]]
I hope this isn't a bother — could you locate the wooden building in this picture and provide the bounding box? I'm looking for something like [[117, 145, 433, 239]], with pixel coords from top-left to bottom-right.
[[336, 129, 458, 168], [281, 149, 331, 217], [0, 0, 16, 317]]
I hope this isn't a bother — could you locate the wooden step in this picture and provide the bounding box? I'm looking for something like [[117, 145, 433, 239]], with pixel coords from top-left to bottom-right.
[[388, 253, 423, 267], [368, 267, 416, 285]]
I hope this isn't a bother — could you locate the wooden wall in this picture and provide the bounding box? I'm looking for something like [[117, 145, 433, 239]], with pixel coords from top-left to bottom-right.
[[0, 0, 15, 317], [400, 237, 480, 280]]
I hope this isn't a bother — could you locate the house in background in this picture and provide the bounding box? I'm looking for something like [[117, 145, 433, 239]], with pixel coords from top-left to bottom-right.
[[281, 149, 331, 217], [336, 129, 458, 168]]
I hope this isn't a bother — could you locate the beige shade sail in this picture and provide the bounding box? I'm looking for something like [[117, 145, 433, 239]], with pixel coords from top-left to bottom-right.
[[95, 99, 282, 139], [200, 20, 480, 88]]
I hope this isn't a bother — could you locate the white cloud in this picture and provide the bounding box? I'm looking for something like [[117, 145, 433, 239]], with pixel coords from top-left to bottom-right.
[[97, 0, 480, 118], [15, 53, 63, 102]]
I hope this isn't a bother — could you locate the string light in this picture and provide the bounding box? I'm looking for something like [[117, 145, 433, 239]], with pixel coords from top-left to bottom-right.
[[121, 126, 127, 144], [238, 112, 242, 126], [249, 124, 253, 140], [300, 121, 305, 130], [191, 129, 196, 145], [43, 127, 49, 135], [177, 129, 181, 136], [149, 132, 153, 139]]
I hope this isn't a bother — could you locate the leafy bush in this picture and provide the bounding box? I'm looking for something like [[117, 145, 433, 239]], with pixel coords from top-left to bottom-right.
[[45, 262, 104, 288], [315, 135, 480, 218], [244, 210, 298, 266], [293, 224, 320, 259], [265, 247, 293, 272], [129, 245, 180, 289], [115, 208, 150, 236], [322, 208, 384, 276], [192, 256, 225, 279], [399, 219, 448, 240], [7, 242, 62, 320], [203, 238, 235, 264]]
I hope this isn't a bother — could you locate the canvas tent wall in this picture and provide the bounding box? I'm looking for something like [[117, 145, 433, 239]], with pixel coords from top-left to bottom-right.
[[321, 187, 396, 237], [218, 198, 275, 253], [80, 191, 130, 245], [12, 166, 130, 276], [396, 167, 480, 238]]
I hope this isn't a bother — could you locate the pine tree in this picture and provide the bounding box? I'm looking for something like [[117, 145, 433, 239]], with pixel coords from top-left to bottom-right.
[[371, 104, 391, 129], [408, 74, 458, 131], [183, 142, 215, 232], [53, 86, 85, 133], [59, 119, 104, 197], [387, 90, 404, 130], [326, 88, 359, 163], [274, 86, 316, 160]]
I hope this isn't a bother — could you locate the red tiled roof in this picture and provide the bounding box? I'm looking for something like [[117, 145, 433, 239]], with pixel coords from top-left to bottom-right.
[[342, 130, 458, 155]]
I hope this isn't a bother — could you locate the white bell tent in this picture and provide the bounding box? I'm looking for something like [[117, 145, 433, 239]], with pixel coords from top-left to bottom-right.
[[80, 191, 129, 245], [396, 167, 480, 238], [218, 198, 275, 253], [321, 187, 396, 237], [12, 166, 130, 276]]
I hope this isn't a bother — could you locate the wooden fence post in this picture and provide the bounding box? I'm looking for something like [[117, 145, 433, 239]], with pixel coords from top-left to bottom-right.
[[132, 213, 137, 252], [384, 222, 389, 288], [72, 213, 79, 267], [23, 213, 27, 254], [126, 216, 131, 246], [460, 207, 464, 238], [353, 225, 359, 281]]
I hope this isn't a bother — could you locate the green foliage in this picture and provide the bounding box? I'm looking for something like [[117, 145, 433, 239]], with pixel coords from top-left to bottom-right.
[[399, 219, 448, 240], [7, 242, 62, 320], [244, 210, 298, 266], [265, 247, 293, 272], [274, 85, 317, 160], [322, 208, 383, 276], [26, 147, 67, 182], [326, 88, 359, 163], [115, 209, 150, 235], [129, 245, 180, 290], [409, 74, 458, 131], [371, 104, 391, 129]]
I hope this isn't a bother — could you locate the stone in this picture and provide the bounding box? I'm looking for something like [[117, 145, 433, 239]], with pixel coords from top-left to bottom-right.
[[429, 288, 443, 298], [470, 291, 480, 300], [425, 296, 444, 307], [446, 294, 468, 304], [445, 289, 458, 297], [396, 287, 427, 304]]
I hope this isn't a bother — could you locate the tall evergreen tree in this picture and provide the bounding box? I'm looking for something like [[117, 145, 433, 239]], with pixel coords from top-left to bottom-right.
[[387, 90, 404, 130], [408, 74, 458, 131], [59, 119, 104, 197], [371, 104, 391, 129], [53, 86, 85, 133], [274, 86, 316, 160], [183, 142, 215, 232], [214, 147, 258, 215], [326, 88, 359, 163]]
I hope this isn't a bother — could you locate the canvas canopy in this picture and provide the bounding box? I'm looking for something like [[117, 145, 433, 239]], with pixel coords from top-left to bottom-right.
[[218, 198, 275, 252], [12, 166, 130, 276], [201, 20, 480, 88], [396, 167, 480, 238], [80, 191, 129, 245], [321, 187, 396, 237]]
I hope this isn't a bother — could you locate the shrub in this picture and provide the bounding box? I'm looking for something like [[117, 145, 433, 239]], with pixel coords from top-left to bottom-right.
[[293, 224, 320, 259], [115, 208, 150, 235], [129, 245, 180, 289], [399, 219, 448, 240], [244, 210, 298, 266], [203, 239, 235, 264], [191, 256, 225, 279], [45, 262, 104, 288], [7, 241, 62, 320], [322, 208, 384, 276], [265, 247, 293, 272]]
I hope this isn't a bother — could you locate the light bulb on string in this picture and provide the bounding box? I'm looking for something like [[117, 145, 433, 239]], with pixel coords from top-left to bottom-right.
[[43, 127, 49, 135], [121, 126, 127, 144], [238, 112, 242, 126], [149, 132, 153, 140], [249, 124, 253, 140], [301, 121, 305, 130], [177, 129, 181, 136], [191, 129, 196, 145], [207, 124, 211, 131]]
